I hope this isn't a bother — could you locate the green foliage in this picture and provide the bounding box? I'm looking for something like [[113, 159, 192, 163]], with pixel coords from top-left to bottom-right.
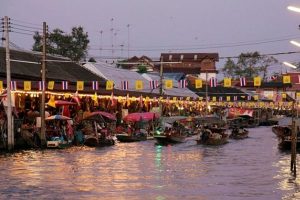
[[137, 64, 147, 73], [32, 26, 89, 62], [88, 57, 96, 62], [221, 51, 278, 79]]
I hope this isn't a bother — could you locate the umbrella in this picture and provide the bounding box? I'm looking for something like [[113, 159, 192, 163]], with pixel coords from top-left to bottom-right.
[[45, 115, 71, 121], [84, 111, 116, 121], [54, 100, 77, 106], [123, 112, 159, 122]]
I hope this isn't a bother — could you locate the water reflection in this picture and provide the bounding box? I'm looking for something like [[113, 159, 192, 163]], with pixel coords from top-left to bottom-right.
[[0, 126, 300, 199]]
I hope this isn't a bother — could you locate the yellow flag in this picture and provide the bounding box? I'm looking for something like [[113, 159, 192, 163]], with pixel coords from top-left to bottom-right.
[[0, 81, 3, 91], [173, 97, 177, 101], [165, 80, 173, 89], [297, 92, 300, 98], [282, 93, 287, 99], [212, 96, 216, 102], [254, 95, 259, 100], [47, 95, 56, 108], [283, 75, 291, 84], [106, 80, 114, 90], [223, 78, 231, 87], [195, 79, 202, 89], [254, 77, 261, 86], [186, 96, 190, 101], [24, 81, 31, 91], [135, 80, 143, 90], [76, 81, 84, 91], [48, 81, 54, 90], [226, 96, 231, 101]]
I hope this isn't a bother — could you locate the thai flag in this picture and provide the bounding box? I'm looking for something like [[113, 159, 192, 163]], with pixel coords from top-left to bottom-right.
[[178, 79, 187, 88], [38, 81, 45, 90], [240, 77, 246, 87], [233, 96, 238, 101], [219, 96, 223, 102], [121, 81, 129, 90], [210, 77, 217, 87], [62, 81, 68, 90], [10, 81, 17, 91], [92, 81, 98, 90], [149, 80, 158, 89], [207, 96, 210, 101], [247, 95, 252, 100]]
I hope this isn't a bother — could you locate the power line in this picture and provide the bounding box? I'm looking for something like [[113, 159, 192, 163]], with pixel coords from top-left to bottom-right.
[[11, 27, 39, 33], [10, 31, 34, 36], [10, 18, 41, 27], [11, 23, 42, 31]]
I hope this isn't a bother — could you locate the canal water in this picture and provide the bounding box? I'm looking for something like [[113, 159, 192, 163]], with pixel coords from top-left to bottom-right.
[[0, 125, 300, 199]]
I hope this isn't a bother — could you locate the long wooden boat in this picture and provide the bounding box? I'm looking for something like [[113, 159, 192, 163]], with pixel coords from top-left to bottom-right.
[[196, 128, 229, 145], [229, 128, 249, 139], [154, 134, 186, 145], [84, 135, 115, 147], [116, 133, 147, 142]]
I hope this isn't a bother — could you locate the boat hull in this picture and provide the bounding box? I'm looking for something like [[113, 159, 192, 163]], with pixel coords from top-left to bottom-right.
[[116, 134, 147, 142], [154, 135, 186, 145]]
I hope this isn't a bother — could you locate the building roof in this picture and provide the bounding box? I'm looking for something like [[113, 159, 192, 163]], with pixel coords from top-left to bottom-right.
[[161, 53, 219, 62], [83, 62, 198, 98]]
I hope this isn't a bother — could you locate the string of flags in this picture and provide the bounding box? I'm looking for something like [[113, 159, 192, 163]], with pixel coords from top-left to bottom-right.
[[0, 74, 297, 92]]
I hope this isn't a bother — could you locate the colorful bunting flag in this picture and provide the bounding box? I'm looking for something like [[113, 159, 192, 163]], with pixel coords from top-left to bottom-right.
[[254, 77, 261, 87], [149, 80, 159, 89], [210, 77, 217, 87], [283, 75, 291, 84], [178, 79, 187, 88], [62, 81, 68, 90], [48, 81, 54, 90], [195, 79, 202, 89], [135, 80, 143, 90], [92, 81, 98, 90], [240, 77, 246, 87], [121, 81, 129, 90], [76, 81, 84, 91], [223, 78, 231, 87], [38, 81, 45, 91], [23, 81, 31, 91], [165, 80, 173, 89], [10, 81, 17, 91], [226, 96, 231, 101], [106, 80, 114, 90]]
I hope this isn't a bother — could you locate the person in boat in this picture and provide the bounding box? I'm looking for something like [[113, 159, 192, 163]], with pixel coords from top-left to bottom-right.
[[201, 127, 212, 142]]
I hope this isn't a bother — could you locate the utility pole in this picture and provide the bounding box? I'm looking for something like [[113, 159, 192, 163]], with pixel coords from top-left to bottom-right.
[[40, 22, 47, 147], [291, 101, 297, 176], [127, 24, 130, 59], [4, 16, 13, 151], [205, 71, 208, 116], [159, 56, 163, 116]]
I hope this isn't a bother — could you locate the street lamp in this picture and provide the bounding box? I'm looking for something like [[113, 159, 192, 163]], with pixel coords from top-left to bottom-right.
[[290, 40, 300, 47], [288, 6, 300, 13], [283, 61, 297, 69]]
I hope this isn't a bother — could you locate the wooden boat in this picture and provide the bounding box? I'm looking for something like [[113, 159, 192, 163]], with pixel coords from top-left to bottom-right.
[[84, 135, 115, 147], [196, 128, 229, 145], [116, 133, 147, 142], [229, 127, 249, 139], [154, 130, 187, 145], [47, 137, 71, 149], [272, 125, 291, 138]]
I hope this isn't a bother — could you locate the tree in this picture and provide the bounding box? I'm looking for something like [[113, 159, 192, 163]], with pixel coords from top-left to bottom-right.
[[137, 64, 147, 73], [221, 51, 278, 79], [32, 26, 89, 62], [221, 58, 237, 78], [88, 57, 96, 62]]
